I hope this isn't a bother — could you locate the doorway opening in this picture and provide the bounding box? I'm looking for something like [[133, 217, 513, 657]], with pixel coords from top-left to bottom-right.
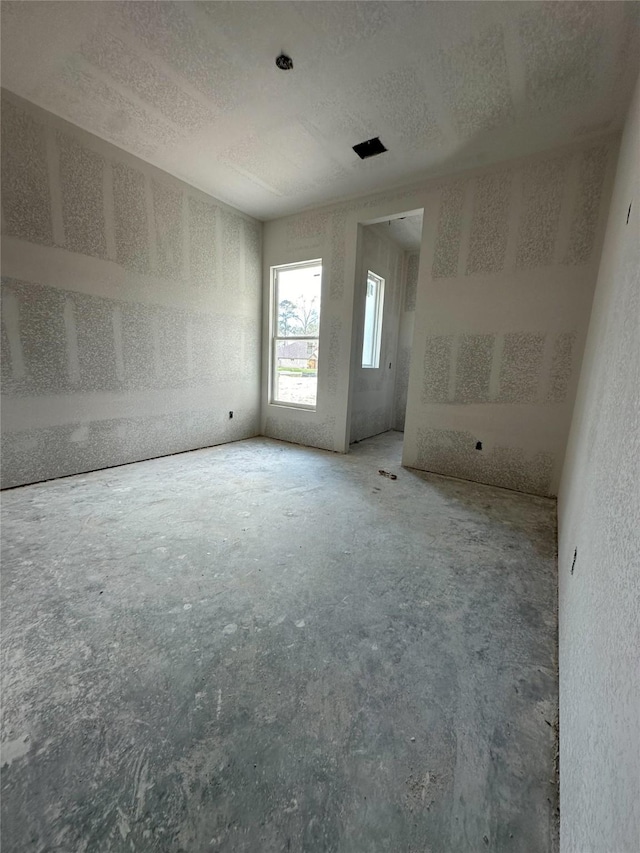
[[347, 209, 423, 457]]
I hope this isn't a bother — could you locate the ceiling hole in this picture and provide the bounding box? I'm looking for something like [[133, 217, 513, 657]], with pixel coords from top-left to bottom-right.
[[353, 137, 388, 160], [275, 54, 293, 71]]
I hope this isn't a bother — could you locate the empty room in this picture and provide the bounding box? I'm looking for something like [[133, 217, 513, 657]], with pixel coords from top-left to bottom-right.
[[1, 2, 638, 852]]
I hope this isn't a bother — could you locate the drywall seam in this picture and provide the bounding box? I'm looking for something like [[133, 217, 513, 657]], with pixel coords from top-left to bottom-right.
[[1, 89, 262, 488]]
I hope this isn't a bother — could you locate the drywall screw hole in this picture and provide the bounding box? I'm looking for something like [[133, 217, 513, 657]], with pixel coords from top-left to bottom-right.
[[475, 441, 482, 450]]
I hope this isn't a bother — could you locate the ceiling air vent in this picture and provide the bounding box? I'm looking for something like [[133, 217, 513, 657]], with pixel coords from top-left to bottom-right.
[[352, 137, 387, 160]]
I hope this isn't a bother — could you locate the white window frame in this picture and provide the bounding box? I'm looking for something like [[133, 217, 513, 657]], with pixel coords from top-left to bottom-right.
[[361, 270, 385, 369], [270, 259, 322, 411]]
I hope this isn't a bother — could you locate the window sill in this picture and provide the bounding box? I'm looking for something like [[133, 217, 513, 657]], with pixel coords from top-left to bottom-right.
[[269, 401, 317, 412]]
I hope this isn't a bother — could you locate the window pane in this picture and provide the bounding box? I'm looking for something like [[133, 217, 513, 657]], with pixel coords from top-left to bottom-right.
[[272, 260, 322, 410], [274, 338, 319, 407], [362, 272, 384, 368], [276, 264, 322, 338], [362, 277, 378, 366]]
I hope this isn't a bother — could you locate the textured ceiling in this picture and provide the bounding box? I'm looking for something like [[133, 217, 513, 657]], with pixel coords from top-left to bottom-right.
[[2, 1, 639, 220]]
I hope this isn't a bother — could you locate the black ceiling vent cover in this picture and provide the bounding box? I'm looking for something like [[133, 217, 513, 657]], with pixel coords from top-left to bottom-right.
[[353, 137, 387, 160]]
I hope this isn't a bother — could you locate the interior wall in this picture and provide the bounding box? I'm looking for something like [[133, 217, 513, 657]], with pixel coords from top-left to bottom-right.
[[557, 75, 639, 853], [1, 91, 262, 489], [262, 135, 617, 495], [403, 142, 619, 497], [394, 251, 418, 431], [349, 224, 404, 444]]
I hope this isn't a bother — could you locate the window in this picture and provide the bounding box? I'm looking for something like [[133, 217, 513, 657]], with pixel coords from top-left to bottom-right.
[[271, 260, 322, 409], [362, 271, 384, 368]]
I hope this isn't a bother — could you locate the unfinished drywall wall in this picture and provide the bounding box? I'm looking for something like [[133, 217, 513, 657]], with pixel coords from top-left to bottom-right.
[[349, 224, 404, 444], [262, 136, 616, 495], [1, 91, 262, 488], [394, 251, 418, 431], [404, 143, 619, 496], [557, 75, 639, 853]]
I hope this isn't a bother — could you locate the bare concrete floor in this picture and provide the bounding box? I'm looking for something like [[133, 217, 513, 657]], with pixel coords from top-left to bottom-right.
[[1, 431, 558, 852]]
